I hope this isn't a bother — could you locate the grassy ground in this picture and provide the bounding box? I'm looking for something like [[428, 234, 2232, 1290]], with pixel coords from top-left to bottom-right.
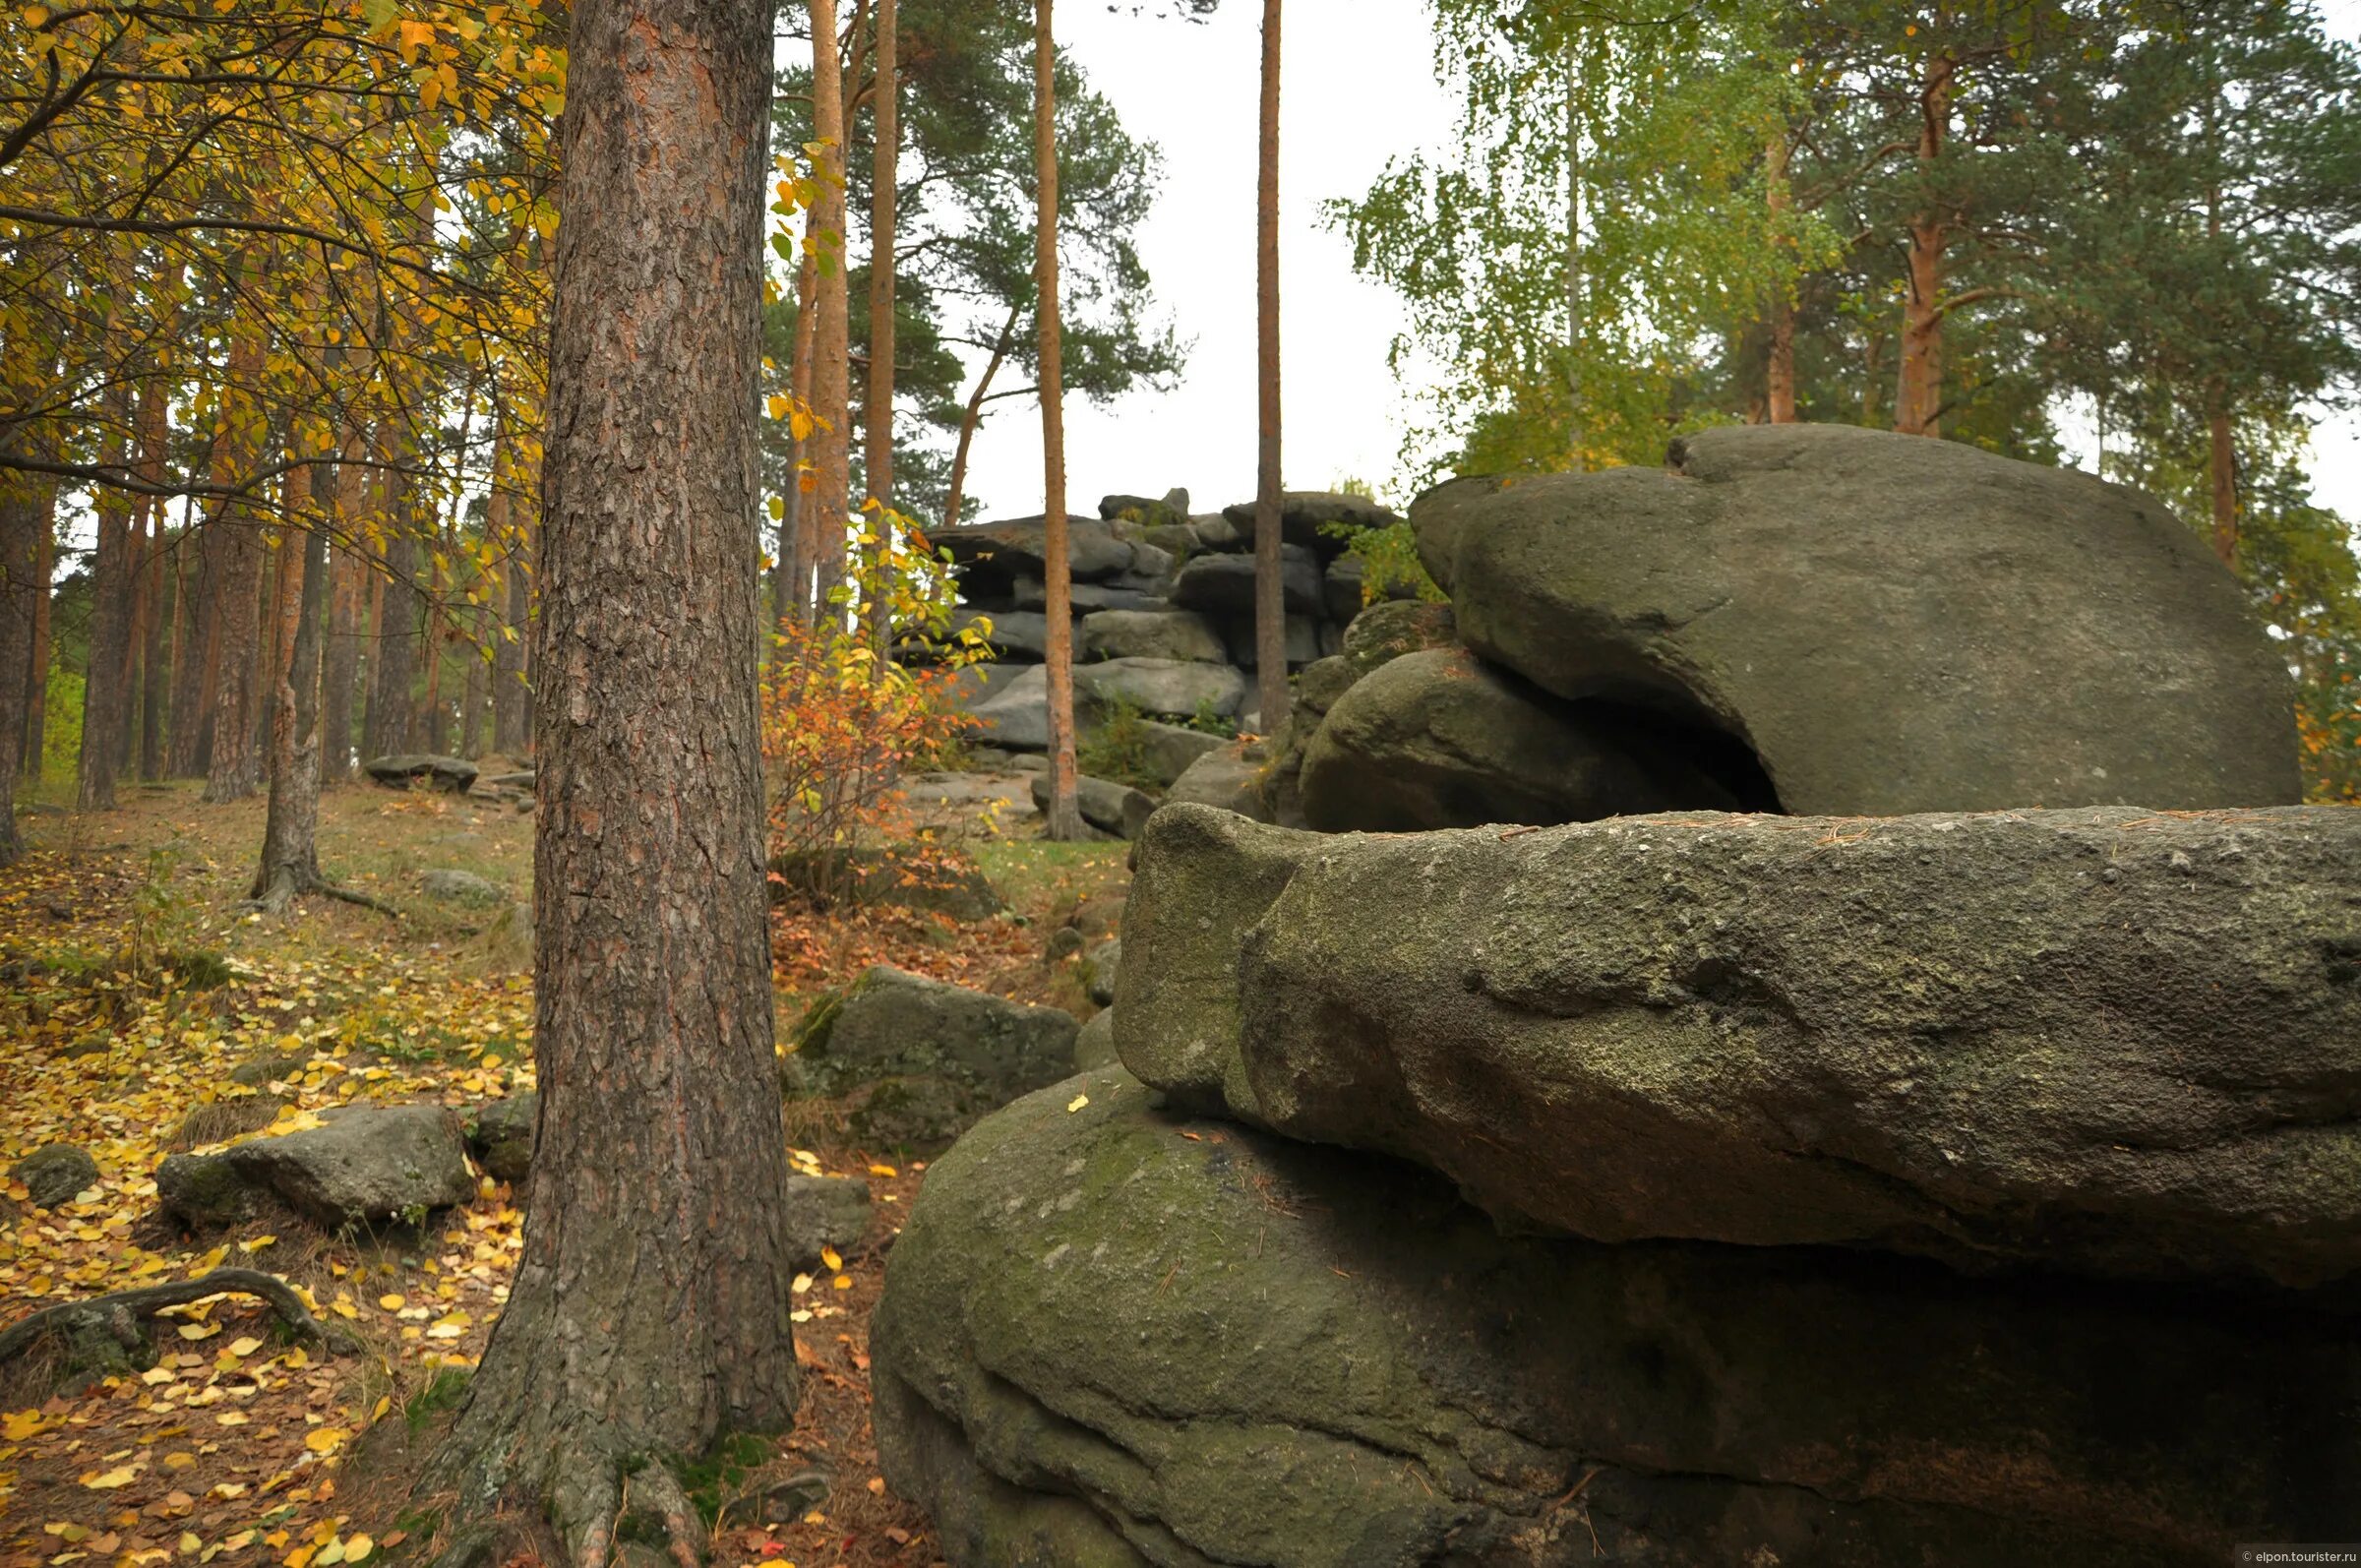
[[0, 773, 1127, 1568]]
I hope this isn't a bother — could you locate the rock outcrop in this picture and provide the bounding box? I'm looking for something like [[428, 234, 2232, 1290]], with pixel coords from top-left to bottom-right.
[[1419, 424, 2300, 814], [1116, 803, 2361, 1287], [787, 966, 1079, 1148], [874, 1071, 2360, 1568]]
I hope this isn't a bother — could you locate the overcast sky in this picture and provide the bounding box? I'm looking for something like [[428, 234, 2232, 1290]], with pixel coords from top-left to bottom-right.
[[950, 0, 2361, 522]]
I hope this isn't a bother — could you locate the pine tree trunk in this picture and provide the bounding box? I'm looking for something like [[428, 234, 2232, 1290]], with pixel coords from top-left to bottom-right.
[[1764, 131, 1797, 425], [1035, 0, 1082, 841], [139, 497, 172, 780], [460, 596, 489, 759], [78, 382, 136, 812], [24, 483, 52, 781], [0, 480, 37, 862], [808, 0, 853, 617], [322, 415, 372, 784], [1894, 52, 1953, 439], [251, 452, 330, 911], [427, 5, 796, 1556], [492, 451, 533, 756], [2208, 386, 2237, 567], [779, 243, 818, 631], [367, 528, 420, 760], [167, 502, 219, 778], [1252, 0, 1288, 734], [203, 324, 269, 804], [943, 305, 1018, 530], [866, 0, 898, 515]]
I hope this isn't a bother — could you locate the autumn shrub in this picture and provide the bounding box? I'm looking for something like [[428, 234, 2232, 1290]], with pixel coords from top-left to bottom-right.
[[1076, 696, 1161, 792], [761, 510, 988, 906]]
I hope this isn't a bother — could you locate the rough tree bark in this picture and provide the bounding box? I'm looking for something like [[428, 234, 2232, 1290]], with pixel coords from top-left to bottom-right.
[[365, 526, 420, 760], [0, 479, 38, 864], [321, 414, 373, 783], [426, 4, 798, 1560], [1035, 0, 1082, 841], [808, 0, 853, 617], [78, 381, 136, 811], [1764, 130, 1797, 425], [1894, 50, 1954, 439], [249, 475, 335, 912], [24, 481, 52, 780], [1251, 0, 1288, 734], [166, 501, 219, 779], [202, 324, 269, 805]]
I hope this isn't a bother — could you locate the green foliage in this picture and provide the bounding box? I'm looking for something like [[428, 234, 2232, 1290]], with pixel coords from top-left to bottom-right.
[[1321, 519, 1443, 606], [1183, 698, 1237, 739], [40, 667, 84, 783], [1076, 697, 1162, 793]]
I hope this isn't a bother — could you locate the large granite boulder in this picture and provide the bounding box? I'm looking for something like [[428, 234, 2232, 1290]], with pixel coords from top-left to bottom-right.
[[1219, 490, 1393, 557], [948, 608, 1053, 662], [938, 515, 1136, 596], [1116, 803, 2361, 1287], [788, 966, 1079, 1147], [1134, 720, 1224, 787], [1416, 425, 2301, 814], [216, 1105, 476, 1230], [1073, 657, 1245, 722], [1163, 744, 1271, 820], [1340, 597, 1455, 672], [1079, 609, 1226, 665], [1170, 548, 1324, 618], [875, 1071, 2359, 1568], [1298, 648, 1748, 832]]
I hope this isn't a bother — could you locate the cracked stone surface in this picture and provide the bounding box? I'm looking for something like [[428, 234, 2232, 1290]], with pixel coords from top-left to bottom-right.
[[1115, 803, 2361, 1287], [1415, 423, 2302, 814], [872, 1070, 2359, 1568]]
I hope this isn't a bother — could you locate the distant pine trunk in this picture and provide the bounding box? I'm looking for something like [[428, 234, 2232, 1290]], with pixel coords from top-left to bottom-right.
[[808, 0, 853, 615], [1893, 52, 1954, 439], [78, 382, 136, 812], [1252, 0, 1289, 734], [2208, 386, 2238, 567], [0, 480, 39, 862], [23, 483, 52, 780], [1765, 131, 1797, 425], [1035, 0, 1082, 841], [202, 322, 269, 804]]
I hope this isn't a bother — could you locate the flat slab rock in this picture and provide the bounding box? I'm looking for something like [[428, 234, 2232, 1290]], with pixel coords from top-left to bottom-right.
[[1115, 803, 2361, 1288], [872, 1071, 2360, 1568], [1417, 424, 2302, 814], [159, 1104, 476, 1232]]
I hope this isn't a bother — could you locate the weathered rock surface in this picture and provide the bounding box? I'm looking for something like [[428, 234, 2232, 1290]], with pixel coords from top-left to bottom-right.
[[1169, 548, 1323, 618], [1073, 657, 1244, 722], [1031, 773, 1155, 840], [465, 1095, 537, 1184], [875, 1071, 2359, 1568], [1298, 648, 1746, 833], [1421, 425, 2301, 814], [1219, 489, 1393, 556], [364, 754, 478, 794], [938, 515, 1136, 594], [949, 608, 1052, 661], [1079, 608, 1226, 665], [421, 869, 503, 907], [216, 1105, 475, 1230], [789, 966, 1079, 1147], [1117, 803, 2361, 1287], [10, 1143, 97, 1208], [1134, 721, 1224, 787], [154, 1151, 257, 1230], [1163, 744, 1270, 821], [1340, 597, 1455, 672], [784, 1173, 873, 1268], [1073, 1008, 1117, 1070], [1219, 612, 1320, 669]]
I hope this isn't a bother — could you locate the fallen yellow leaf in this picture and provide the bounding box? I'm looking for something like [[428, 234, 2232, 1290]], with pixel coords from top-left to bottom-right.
[[304, 1427, 349, 1455], [1066, 1093, 1089, 1113], [81, 1465, 140, 1489], [819, 1245, 842, 1273]]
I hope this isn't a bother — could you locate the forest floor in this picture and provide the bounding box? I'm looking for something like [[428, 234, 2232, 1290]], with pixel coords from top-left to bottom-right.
[[0, 771, 1129, 1568]]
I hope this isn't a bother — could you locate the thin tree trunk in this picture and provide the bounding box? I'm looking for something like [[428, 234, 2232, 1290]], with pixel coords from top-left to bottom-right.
[[460, 595, 490, 758], [78, 381, 136, 812], [0, 481, 37, 861], [1252, 0, 1288, 734], [809, 0, 853, 618], [203, 321, 269, 804], [322, 411, 372, 783], [24, 482, 52, 780], [1565, 40, 1583, 460], [427, 5, 797, 1555], [865, 0, 900, 658], [1765, 131, 1797, 425], [778, 243, 819, 632], [167, 460, 219, 779], [251, 415, 331, 910], [2208, 386, 2237, 567], [943, 305, 1019, 530], [492, 440, 533, 756], [1894, 51, 1953, 439], [1035, 0, 1081, 840], [139, 495, 174, 779]]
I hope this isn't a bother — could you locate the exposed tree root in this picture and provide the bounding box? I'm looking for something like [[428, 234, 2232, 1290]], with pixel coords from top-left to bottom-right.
[[244, 866, 400, 919], [0, 1266, 357, 1365], [430, 1442, 719, 1568]]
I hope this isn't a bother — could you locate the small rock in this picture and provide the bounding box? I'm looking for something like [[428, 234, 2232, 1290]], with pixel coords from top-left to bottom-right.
[[10, 1143, 98, 1209], [224, 1104, 476, 1231], [1085, 938, 1121, 1007], [422, 869, 504, 907], [467, 1095, 538, 1183], [155, 1150, 259, 1231], [784, 1173, 873, 1268], [364, 754, 480, 794]]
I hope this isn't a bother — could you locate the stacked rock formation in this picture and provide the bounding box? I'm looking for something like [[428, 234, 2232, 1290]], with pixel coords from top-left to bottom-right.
[[933, 487, 1421, 782], [869, 428, 2353, 1567]]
